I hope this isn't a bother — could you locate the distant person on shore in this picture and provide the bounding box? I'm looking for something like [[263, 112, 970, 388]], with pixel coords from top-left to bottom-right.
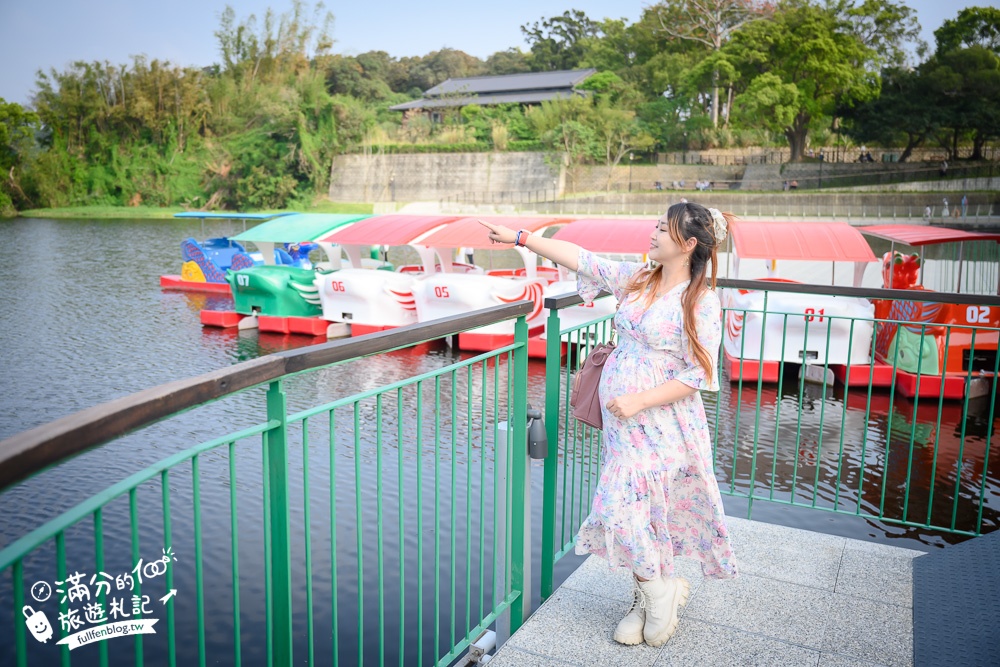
[[924, 205, 932, 221], [789, 180, 798, 190], [480, 203, 739, 648], [942, 197, 950, 217], [940, 160, 948, 177], [962, 194, 968, 219]]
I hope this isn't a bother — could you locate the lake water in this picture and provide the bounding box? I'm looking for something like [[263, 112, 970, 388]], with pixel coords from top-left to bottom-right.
[[0, 216, 998, 666]]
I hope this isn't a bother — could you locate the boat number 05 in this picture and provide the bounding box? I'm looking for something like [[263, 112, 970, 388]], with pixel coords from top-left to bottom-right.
[[966, 306, 991, 324], [236, 274, 250, 287], [434, 286, 450, 298], [804, 308, 825, 323]]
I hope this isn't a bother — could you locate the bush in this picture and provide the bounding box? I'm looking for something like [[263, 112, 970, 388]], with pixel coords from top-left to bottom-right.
[[370, 142, 490, 153], [506, 140, 547, 152]]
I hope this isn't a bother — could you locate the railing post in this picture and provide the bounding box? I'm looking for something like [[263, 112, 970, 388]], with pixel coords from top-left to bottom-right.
[[509, 315, 530, 633], [265, 380, 294, 666], [540, 306, 562, 601]]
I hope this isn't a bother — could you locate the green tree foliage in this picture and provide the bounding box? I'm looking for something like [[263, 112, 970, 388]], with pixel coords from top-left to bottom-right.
[[934, 6, 1000, 55], [920, 45, 1000, 159], [838, 66, 935, 162], [484, 49, 532, 75], [725, 0, 879, 160], [833, 0, 924, 67], [0, 99, 39, 214], [14, 1, 1000, 210], [649, 0, 775, 127], [521, 10, 601, 71]]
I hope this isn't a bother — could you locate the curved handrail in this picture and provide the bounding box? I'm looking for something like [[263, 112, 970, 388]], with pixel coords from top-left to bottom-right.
[[0, 301, 534, 492], [543, 278, 1000, 310]]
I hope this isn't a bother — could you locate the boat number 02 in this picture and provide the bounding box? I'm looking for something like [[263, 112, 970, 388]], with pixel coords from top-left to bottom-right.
[[434, 286, 450, 298], [804, 308, 825, 322], [967, 306, 991, 323], [236, 274, 250, 287]]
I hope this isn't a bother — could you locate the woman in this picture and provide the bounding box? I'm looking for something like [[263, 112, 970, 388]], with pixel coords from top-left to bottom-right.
[[480, 202, 738, 647]]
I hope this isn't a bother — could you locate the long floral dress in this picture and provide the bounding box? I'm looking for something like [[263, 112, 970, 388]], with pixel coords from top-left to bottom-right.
[[574, 249, 738, 580]]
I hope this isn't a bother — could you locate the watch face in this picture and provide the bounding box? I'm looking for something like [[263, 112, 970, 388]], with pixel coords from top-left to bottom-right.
[[30, 581, 52, 603]]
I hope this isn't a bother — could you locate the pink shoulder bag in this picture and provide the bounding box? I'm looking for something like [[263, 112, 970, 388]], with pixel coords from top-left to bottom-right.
[[570, 303, 619, 430]]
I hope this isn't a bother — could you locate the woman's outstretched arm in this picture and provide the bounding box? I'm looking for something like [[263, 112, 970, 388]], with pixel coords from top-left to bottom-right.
[[478, 219, 581, 272]]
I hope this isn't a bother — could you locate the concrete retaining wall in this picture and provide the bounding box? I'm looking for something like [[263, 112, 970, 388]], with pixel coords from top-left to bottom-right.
[[327, 152, 561, 202]]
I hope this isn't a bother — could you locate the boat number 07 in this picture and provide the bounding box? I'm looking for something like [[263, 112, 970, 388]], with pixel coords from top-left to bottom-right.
[[236, 274, 250, 287], [434, 286, 450, 298], [966, 305, 991, 323], [804, 308, 825, 322]]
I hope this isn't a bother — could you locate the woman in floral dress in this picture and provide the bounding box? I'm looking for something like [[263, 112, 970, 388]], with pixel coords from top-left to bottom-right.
[[480, 202, 738, 647]]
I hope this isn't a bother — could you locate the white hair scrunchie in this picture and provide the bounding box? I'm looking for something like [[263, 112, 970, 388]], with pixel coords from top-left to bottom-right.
[[709, 208, 728, 243]]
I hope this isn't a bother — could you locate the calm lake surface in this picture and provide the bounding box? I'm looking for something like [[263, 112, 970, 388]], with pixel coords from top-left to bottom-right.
[[0, 216, 998, 666]]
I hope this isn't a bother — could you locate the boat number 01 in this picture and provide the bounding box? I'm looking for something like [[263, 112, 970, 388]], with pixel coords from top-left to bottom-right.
[[967, 305, 991, 323], [434, 286, 450, 298], [804, 308, 825, 322], [236, 274, 250, 287]]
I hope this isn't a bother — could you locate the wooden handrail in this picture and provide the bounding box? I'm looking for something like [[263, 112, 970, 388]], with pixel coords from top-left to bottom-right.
[[0, 301, 534, 492]]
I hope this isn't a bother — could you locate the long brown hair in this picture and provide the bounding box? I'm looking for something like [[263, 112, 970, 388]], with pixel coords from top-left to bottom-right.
[[622, 202, 735, 378]]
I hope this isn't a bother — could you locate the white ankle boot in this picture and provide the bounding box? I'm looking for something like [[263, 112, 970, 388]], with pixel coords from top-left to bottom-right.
[[636, 576, 690, 647], [613, 576, 646, 645]]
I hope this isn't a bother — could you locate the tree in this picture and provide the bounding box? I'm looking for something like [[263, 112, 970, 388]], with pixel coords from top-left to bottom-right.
[[520, 10, 600, 71], [725, 1, 879, 161], [588, 101, 655, 190], [935, 7, 1000, 55], [650, 0, 774, 127], [404, 49, 484, 92], [0, 99, 39, 213], [838, 67, 935, 162], [921, 45, 1000, 160], [484, 49, 532, 75], [831, 0, 924, 68], [214, 0, 334, 89]]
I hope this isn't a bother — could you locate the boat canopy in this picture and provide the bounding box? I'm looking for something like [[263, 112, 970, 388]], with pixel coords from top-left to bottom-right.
[[418, 216, 571, 249], [731, 221, 877, 262], [859, 224, 1000, 246], [551, 218, 658, 253], [173, 212, 294, 220], [319, 215, 460, 246], [231, 213, 371, 244], [319, 215, 463, 273]]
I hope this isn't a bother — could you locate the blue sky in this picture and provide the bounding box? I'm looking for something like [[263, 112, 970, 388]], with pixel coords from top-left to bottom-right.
[[0, 0, 995, 105]]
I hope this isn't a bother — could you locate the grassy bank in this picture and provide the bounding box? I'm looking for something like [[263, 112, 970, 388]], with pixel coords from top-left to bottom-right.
[[17, 200, 374, 220]]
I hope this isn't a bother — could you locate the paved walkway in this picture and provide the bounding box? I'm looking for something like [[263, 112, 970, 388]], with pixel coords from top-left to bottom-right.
[[490, 517, 921, 667]]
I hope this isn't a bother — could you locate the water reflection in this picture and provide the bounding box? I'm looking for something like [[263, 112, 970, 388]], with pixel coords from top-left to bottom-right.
[[715, 369, 998, 545]]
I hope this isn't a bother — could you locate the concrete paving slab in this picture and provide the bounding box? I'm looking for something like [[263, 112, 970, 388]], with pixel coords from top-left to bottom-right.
[[726, 517, 846, 590], [504, 587, 662, 666], [490, 518, 920, 667], [651, 618, 821, 667], [821, 593, 912, 667]]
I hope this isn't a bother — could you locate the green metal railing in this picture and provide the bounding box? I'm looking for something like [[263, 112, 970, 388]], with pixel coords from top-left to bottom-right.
[[540, 280, 1000, 599], [0, 303, 533, 667], [4, 278, 1000, 661]]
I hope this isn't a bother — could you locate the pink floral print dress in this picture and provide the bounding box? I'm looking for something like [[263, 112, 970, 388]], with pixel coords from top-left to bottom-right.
[[574, 249, 738, 580]]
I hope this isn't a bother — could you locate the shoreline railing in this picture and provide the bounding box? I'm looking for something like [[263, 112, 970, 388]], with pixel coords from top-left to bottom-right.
[[4, 278, 1000, 662], [539, 279, 1000, 600], [0, 303, 533, 667]]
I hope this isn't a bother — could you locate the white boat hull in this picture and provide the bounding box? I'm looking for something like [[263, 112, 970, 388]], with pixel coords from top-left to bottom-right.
[[722, 287, 874, 366], [315, 268, 417, 328]]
